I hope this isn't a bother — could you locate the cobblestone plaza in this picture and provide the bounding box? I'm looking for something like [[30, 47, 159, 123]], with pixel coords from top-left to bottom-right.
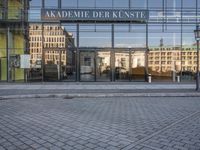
[[0, 97, 200, 150]]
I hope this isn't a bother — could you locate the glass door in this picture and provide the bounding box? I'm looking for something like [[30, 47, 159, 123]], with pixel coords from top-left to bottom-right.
[[80, 51, 95, 81], [96, 51, 111, 81], [44, 50, 61, 81], [130, 50, 146, 81], [115, 50, 130, 81]]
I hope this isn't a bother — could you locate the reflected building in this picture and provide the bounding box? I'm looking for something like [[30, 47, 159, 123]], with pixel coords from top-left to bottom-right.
[[1, 0, 200, 82], [148, 45, 199, 80], [29, 24, 75, 81]]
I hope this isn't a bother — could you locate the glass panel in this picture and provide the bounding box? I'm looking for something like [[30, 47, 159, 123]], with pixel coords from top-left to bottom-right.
[[65, 48, 76, 81], [80, 51, 95, 81], [148, 24, 181, 82], [96, 0, 113, 8], [45, 0, 58, 8], [183, 0, 196, 8], [131, 50, 145, 81], [166, 0, 181, 9], [29, 0, 42, 22], [115, 50, 129, 81], [0, 57, 7, 81], [30, 0, 42, 7], [113, 0, 129, 8], [199, 0, 200, 8], [96, 51, 111, 81], [148, 0, 163, 8], [114, 24, 146, 48], [0, 29, 7, 81], [44, 50, 60, 81], [61, 0, 77, 8], [131, 0, 147, 8], [79, 0, 95, 8], [79, 24, 111, 48], [182, 25, 196, 81]]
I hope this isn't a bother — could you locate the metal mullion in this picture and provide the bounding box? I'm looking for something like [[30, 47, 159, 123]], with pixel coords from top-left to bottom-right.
[[76, 23, 80, 81], [129, 49, 132, 81]]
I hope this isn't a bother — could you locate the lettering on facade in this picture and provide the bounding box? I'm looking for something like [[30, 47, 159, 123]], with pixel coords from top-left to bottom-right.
[[41, 9, 149, 22]]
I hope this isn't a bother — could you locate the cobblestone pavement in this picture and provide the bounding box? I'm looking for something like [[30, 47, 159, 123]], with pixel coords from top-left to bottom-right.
[[0, 97, 200, 150]]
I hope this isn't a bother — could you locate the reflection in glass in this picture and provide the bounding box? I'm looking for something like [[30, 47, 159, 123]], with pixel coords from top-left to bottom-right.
[[44, 50, 60, 81], [131, 51, 145, 81], [96, 51, 111, 81], [79, 24, 111, 48], [80, 51, 95, 81], [45, 0, 58, 8], [61, 0, 77, 8], [131, 0, 147, 8], [115, 50, 129, 81], [182, 25, 197, 81], [148, 24, 181, 81]]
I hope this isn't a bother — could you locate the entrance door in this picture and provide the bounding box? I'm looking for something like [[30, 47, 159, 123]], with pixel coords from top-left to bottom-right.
[[96, 51, 111, 81], [115, 50, 130, 81], [80, 51, 95, 81], [130, 50, 146, 81]]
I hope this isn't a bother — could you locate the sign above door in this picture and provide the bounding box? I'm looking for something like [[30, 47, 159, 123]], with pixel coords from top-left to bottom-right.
[[41, 9, 149, 23]]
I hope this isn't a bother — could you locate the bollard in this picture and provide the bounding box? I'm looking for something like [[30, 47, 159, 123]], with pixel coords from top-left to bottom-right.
[[148, 74, 152, 83], [177, 75, 180, 83]]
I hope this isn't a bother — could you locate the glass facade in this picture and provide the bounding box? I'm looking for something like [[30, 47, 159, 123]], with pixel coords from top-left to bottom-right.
[[1, 0, 200, 82], [0, 0, 29, 82]]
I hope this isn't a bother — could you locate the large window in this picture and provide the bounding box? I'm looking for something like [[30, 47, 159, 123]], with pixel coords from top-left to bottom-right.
[[182, 25, 197, 81], [79, 24, 112, 48], [148, 24, 181, 81], [114, 24, 146, 48]]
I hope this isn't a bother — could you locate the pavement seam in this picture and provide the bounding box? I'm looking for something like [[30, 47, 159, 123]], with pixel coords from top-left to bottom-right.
[[1, 92, 200, 100], [121, 111, 200, 150], [139, 144, 163, 150]]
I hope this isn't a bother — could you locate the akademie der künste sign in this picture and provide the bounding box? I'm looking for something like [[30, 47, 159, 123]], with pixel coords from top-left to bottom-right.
[[41, 9, 149, 22]]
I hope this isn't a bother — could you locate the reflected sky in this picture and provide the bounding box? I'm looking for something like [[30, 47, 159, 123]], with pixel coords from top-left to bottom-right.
[[29, 0, 199, 47]]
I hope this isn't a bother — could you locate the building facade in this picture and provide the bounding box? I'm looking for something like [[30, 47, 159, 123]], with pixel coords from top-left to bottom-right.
[[0, 0, 29, 82], [1, 0, 200, 82]]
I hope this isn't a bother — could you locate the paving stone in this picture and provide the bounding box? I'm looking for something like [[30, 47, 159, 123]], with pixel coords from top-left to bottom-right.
[[0, 97, 200, 150]]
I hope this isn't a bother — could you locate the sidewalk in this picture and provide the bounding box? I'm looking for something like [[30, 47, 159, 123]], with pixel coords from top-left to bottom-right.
[[0, 82, 200, 99]]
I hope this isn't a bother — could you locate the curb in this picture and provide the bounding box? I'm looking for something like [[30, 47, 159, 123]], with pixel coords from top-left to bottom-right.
[[1, 92, 200, 100]]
